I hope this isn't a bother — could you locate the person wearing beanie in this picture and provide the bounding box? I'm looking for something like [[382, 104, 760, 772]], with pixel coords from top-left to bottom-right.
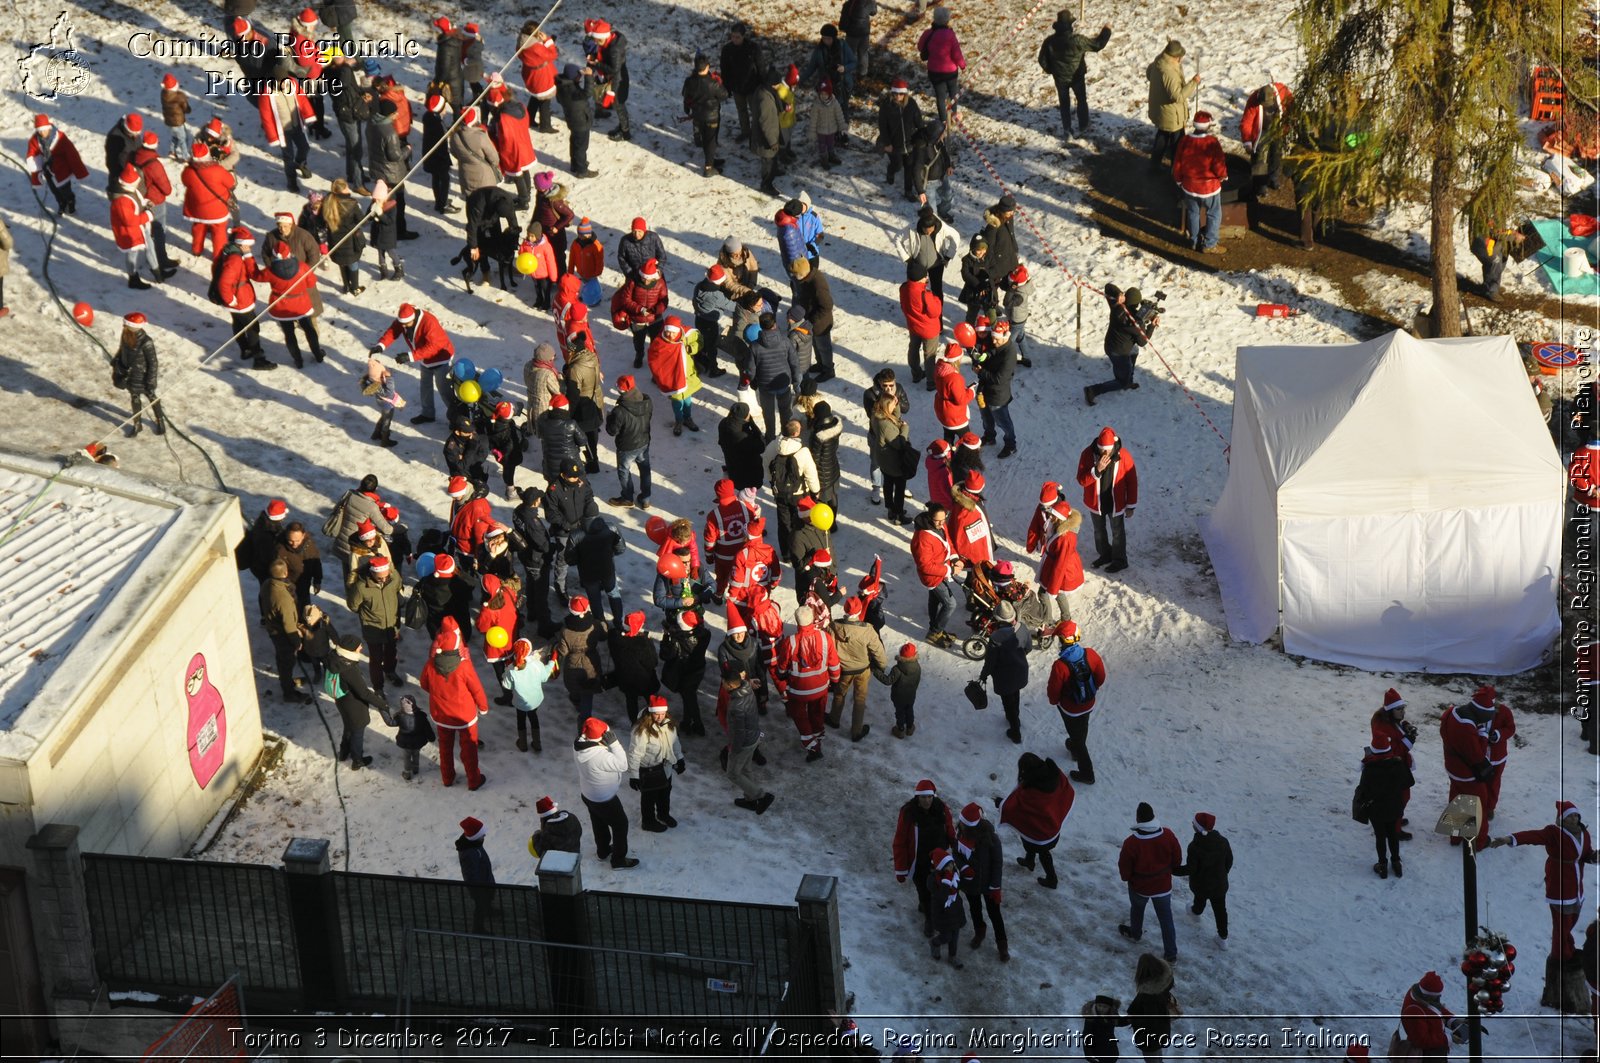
[[915, 7, 966, 125], [1171, 111, 1228, 254], [876, 75, 925, 201], [628, 696, 686, 831], [259, 554, 309, 704], [1176, 812, 1233, 947], [530, 795, 584, 860], [773, 603, 841, 762], [900, 257, 945, 385], [1118, 803, 1184, 962], [1485, 802, 1597, 1005], [801, 22, 858, 115], [326, 632, 390, 771], [454, 816, 496, 931], [1127, 953, 1178, 1062], [1145, 40, 1199, 169], [1074, 426, 1138, 572], [420, 618, 489, 791], [615, 218, 667, 286], [1086, 283, 1158, 407], [392, 693, 436, 781], [872, 643, 923, 738], [573, 717, 638, 868], [892, 779, 956, 936], [1399, 971, 1466, 1058], [1047, 621, 1107, 782], [1037, 11, 1113, 141], [554, 62, 598, 178], [602, 372, 655, 509], [1439, 688, 1496, 849], [683, 50, 730, 178], [978, 593, 1030, 745]]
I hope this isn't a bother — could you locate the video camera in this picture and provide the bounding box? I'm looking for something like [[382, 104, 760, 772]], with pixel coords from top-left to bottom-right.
[[1132, 290, 1167, 325]]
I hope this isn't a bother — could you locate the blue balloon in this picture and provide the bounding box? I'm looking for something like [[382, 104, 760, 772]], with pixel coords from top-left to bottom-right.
[[744, 323, 761, 342], [415, 552, 436, 579], [452, 359, 477, 382], [480, 367, 504, 393]]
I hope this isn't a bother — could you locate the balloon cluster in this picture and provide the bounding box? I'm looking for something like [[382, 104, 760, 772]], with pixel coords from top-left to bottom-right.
[[1460, 930, 1516, 1013], [450, 358, 505, 406]]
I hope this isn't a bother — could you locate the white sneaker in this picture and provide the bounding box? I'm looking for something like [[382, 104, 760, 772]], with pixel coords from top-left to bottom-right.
[[870, 488, 883, 505], [1217, 935, 1229, 950]]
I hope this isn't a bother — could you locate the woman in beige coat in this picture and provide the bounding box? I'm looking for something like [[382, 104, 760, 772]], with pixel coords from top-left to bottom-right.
[[628, 697, 685, 832]]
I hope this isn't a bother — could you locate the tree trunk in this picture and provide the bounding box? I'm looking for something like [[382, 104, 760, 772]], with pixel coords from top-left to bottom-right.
[[1428, 151, 1463, 337]]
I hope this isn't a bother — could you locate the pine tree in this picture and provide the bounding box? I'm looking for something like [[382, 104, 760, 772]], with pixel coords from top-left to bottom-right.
[[1288, 0, 1574, 334]]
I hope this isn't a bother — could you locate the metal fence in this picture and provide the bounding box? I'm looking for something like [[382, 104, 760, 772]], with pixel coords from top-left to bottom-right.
[[82, 854, 299, 999]]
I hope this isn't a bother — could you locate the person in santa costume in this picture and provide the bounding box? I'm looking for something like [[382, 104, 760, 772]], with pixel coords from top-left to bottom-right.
[[892, 778, 956, 938], [956, 802, 1009, 962], [26, 114, 88, 214], [927, 847, 971, 968], [420, 617, 488, 791], [772, 605, 839, 761], [1358, 734, 1414, 879], [1369, 687, 1417, 839], [645, 314, 702, 435], [1439, 686, 1496, 848], [931, 342, 974, 442], [947, 470, 994, 568], [1482, 688, 1516, 822], [1118, 801, 1184, 962], [1397, 970, 1466, 1061], [999, 752, 1075, 889], [1076, 425, 1137, 573], [369, 303, 458, 424], [109, 164, 162, 290], [1486, 800, 1599, 1008]]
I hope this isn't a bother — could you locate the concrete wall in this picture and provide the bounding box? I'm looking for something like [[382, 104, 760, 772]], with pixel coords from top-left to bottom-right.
[[27, 520, 263, 857]]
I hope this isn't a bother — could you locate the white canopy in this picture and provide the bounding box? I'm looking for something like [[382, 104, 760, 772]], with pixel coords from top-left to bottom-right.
[[1199, 331, 1563, 674]]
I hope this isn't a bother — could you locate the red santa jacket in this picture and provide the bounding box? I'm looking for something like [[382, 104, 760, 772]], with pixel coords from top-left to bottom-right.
[[1172, 132, 1228, 196], [216, 247, 257, 311], [1076, 442, 1138, 515], [1039, 516, 1084, 594], [1571, 442, 1600, 508], [647, 331, 692, 394], [1439, 705, 1490, 784], [891, 798, 956, 877], [729, 539, 781, 595], [250, 257, 317, 320], [1508, 820, 1596, 905], [1400, 988, 1455, 1055], [947, 500, 994, 566], [1488, 701, 1515, 767], [1239, 83, 1292, 150], [557, 292, 591, 350], [181, 160, 235, 225], [932, 361, 973, 430], [924, 453, 954, 511], [450, 496, 496, 555], [615, 278, 669, 329], [420, 638, 488, 728], [258, 81, 316, 148], [475, 583, 519, 664], [772, 623, 840, 700], [520, 37, 561, 98], [109, 190, 152, 250], [290, 31, 324, 79], [377, 310, 456, 367], [900, 279, 943, 340], [910, 524, 957, 588], [704, 493, 759, 562], [491, 100, 537, 176], [1370, 711, 1415, 770], [1047, 645, 1106, 715], [1118, 822, 1184, 897], [27, 128, 88, 186], [999, 761, 1076, 847], [742, 585, 786, 656], [132, 147, 171, 205]]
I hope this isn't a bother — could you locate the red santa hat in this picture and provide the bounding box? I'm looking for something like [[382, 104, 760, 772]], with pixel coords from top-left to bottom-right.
[[460, 106, 480, 127], [631, 215, 648, 232], [939, 342, 963, 362], [1470, 685, 1498, 711], [648, 695, 670, 714], [569, 595, 591, 615], [446, 475, 471, 498], [891, 79, 910, 94], [1558, 800, 1581, 820], [191, 141, 210, 160], [1192, 110, 1214, 130], [1039, 481, 1061, 504], [495, 401, 514, 420], [962, 470, 986, 496], [1096, 426, 1118, 448], [118, 164, 142, 188], [899, 642, 917, 659], [785, 64, 801, 86], [1049, 498, 1074, 521], [357, 519, 378, 541], [588, 18, 613, 38], [810, 547, 833, 567], [994, 319, 1012, 334], [928, 439, 951, 457], [427, 94, 446, 114], [1009, 264, 1030, 284], [1057, 620, 1079, 642], [1193, 812, 1216, 833], [229, 226, 253, 245], [796, 495, 816, 512], [434, 619, 462, 653], [679, 610, 701, 629], [913, 779, 938, 796], [232, 16, 252, 34], [714, 478, 736, 504], [617, 374, 636, 393], [536, 796, 560, 820], [960, 432, 983, 451], [433, 554, 457, 578], [549, 393, 570, 409], [617, 610, 644, 637], [297, 7, 319, 24], [397, 302, 418, 323], [960, 802, 983, 827], [481, 573, 502, 598], [381, 504, 399, 522], [123, 311, 148, 326], [844, 596, 866, 620], [1382, 688, 1406, 712], [639, 258, 661, 281], [141, 130, 159, 148], [273, 209, 296, 223], [368, 555, 392, 575], [433, 16, 453, 34], [266, 499, 289, 520], [463, 22, 480, 35], [726, 603, 748, 635], [1418, 971, 1444, 995], [124, 113, 143, 133], [33, 114, 52, 129], [930, 847, 954, 870], [581, 717, 608, 740], [459, 816, 486, 840], [205, 116, 225, 135], [708, 263, 727, 283]]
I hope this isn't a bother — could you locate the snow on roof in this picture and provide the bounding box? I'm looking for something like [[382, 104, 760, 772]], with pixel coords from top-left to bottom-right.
[[0, 448, 235, 738]]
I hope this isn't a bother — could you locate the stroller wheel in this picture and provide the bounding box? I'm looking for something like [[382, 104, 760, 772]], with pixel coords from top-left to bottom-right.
[[961, 635, 988, 661], [1030, 632, 1060, 654]]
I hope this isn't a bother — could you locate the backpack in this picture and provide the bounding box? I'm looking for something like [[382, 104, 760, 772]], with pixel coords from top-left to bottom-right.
[[321, 490, 353, 538], [1060, 645, 1097, 704], [768, 451, 805, 504]]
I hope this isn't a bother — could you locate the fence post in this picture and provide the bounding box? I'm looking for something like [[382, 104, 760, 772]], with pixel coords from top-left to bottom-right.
[[281, 838, 345, 1009], [535, 851, 591, 1016], [794, 875, 844, 1016], [24, 823, 99, 999]]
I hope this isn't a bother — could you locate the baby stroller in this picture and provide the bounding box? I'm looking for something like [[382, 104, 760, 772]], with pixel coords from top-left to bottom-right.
[[960, 561, 1059, 661]]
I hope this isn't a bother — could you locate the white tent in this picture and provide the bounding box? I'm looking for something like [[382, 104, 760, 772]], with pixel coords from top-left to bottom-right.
[[1200, 331, 1563, 674]]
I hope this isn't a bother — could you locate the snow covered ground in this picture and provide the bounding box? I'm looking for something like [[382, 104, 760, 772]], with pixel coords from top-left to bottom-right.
[[2, 0, 1595, 1056]]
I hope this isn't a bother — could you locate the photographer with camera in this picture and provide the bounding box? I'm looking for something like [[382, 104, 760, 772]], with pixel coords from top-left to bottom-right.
[[1084, 284, 1161, 406]]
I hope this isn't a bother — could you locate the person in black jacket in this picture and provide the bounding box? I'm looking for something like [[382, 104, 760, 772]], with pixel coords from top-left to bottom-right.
[[421, 89, 457, 211], [571, 515, 625, 631], [327, 633, 390, 769], [959, 235, 995, 325], [720, 23, 764, 145], [604, 375, 654, 509], [1126, 954, 1176, 1063], [460, 23, 485, 99], [455, 815, 495, 932], [980, 194, 1021, 279], [417, 558, 474, 637], [531, 797, 584, 857], [1037, 11, 1112, 139], [810, 401, 844, 514], [1176, 811, 1233, 945], [660, 611, 712, 734], [1359, 744, 1414, 879], [486, 402, 526, 498], [326, 55, 372, 190], [790, 259, 837, 381], [464, 185, 520, 290], [683, 53, 730, 177], [587, 22, 632, 141], [444, 414, 491, 488], [511, 488, 557, 637], [979, 603, 1032, 744], [433, 20, 465, 114], [1085, 283, 1158, 406], [609, 610, 660, 722], [545, 461, 598, 599], [538, 395, 586, 482], [1080, 994, 1132, 1063], [112, 313, 165, 435], [876, 81, 925, 199], [956, 802, 1009, 962], [975, 325, 1019, 458], [555, 64, 597, 178], [719, 402, 767, 496]]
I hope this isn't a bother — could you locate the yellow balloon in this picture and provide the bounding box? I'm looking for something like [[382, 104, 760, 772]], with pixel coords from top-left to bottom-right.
[[515, 251, 537, 276], [809, 502, 835, 531], [457, 380, 483, 403], [486, 625, 510, 648]]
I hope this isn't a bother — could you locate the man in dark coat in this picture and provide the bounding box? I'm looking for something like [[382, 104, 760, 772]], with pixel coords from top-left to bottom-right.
[[975, 326, 1019, 458], [751, 70, 785, 197], [891, 779, 956, 937], [1085, 283, 1157, 404], [555, 64, 597, 178], [588, 22, 632, 141], [433, 21, 465, 111], [876, 81, 925, 199], [980, 194, 1021, 279], [421, 94, 456, 211], [608, 610, 660, 722], [720, 23, 765, 145], [544, 460, 598, 598], [683, 53, 730, 177], [1177, 812, 1233, 945], [1036, 11, 1112, 139], [571, 515, 625, 631], [455, 815, 496, 932], [512, 488, 557, 636], [538, 396, 586, 482], [979, 603, 1032, 744], [604, 375, 654, 509], [957, 803, 1009, 962], [790, 259, 836, 381], [444, 414, 491, 487], [327, 633, 390, 768], [531, 797, 584, 857], [719, 402, 768, 493]]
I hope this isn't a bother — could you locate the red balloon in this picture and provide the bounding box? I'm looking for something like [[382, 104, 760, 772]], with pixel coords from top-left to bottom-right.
[[72, 301, 94, 327], [645, 515, 669, 545], [953, 321, 977, 348]]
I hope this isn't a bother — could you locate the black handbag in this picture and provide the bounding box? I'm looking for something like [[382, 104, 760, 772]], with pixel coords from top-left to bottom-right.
[[1351, 783, 1371, 824], [964, 679, 988, 710], [1512, 221, 1545, 263], [638, 762, 670, 791]]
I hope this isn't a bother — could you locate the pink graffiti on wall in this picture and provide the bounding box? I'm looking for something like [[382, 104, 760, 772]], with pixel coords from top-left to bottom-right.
[[184, 653, 227, 788]]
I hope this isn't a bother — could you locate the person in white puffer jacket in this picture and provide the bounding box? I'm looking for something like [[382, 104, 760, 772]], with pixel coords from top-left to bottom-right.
[[572, 717, 639, 868]]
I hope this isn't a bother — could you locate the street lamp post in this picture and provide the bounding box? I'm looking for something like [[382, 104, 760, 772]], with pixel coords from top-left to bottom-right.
[[1435, 794, 1484, 1063]]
